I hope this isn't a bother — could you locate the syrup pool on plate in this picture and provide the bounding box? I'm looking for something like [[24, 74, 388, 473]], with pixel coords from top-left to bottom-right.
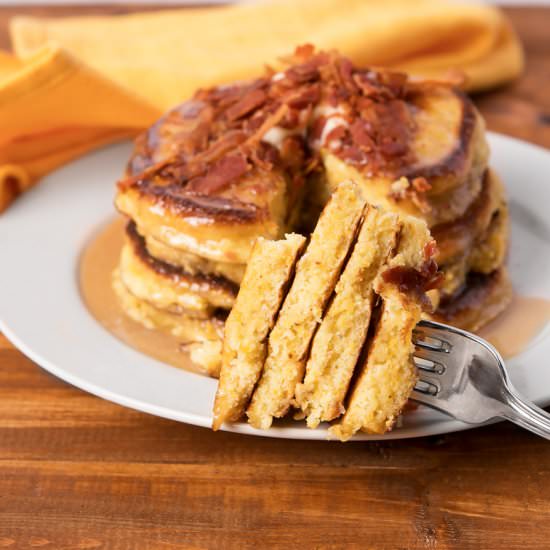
[[79, 217, 203, 375]]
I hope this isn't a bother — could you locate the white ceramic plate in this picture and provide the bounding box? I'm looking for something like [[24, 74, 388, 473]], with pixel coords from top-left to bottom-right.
[[1, 133, 550, 440]]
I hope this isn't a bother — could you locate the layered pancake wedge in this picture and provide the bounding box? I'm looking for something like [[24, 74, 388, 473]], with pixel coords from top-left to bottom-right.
[[246, 181, 366, 430], [330, 216, 438, 440], [295, 206, 399, 428], [213, 233, 306, 430]]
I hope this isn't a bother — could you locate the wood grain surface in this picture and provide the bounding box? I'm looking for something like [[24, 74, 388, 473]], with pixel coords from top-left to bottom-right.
[[1, 6, 550, 549]]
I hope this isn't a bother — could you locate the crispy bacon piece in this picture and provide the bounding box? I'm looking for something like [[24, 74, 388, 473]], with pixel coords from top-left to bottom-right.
[[187, 154, 249, 194], [248, 141, 280, 171], [424, 239, 439, 261], [337, 57, 358, 93], [200, 130, 248, 164], [294, 43, 316, 60], [204, 84, 242, 107], [280, 135, 306, 170], [287, 83, 321, 109], [378, 71, 408, 97], [325, 125, 347, 144], [286, 60, 321, 84], [245, 103, 289, 147], [338, 145, 368, 165], [225, 89, 268, 121], [353, 73, 380, 98], [349, 119, 374, 151], [382, 246, 442, 311], [412, 176, 431, 193], [158, 129, 249, 184], [309, 115, 327, 142], [380, 139, 408, 157]]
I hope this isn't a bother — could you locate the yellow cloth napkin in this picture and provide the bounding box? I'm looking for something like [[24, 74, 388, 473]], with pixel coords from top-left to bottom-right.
[[0, 45, 160, 212], [0, 0, 524, 213]]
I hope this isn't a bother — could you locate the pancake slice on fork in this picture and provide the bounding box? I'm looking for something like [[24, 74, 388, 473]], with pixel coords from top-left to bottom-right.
[[330, 216, 438, 440], [212, 233, 306, 430]]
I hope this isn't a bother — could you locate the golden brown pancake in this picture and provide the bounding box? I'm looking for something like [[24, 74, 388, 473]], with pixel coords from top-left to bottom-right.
[[114, 45, 508, 380], [144, 233, 245, 284]]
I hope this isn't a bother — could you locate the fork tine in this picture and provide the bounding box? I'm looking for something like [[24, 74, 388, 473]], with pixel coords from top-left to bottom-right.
[[412, 333, 452, 353], [413, 350, 446, 369], [413, 346, 449, 365], [410, 388, 443, 409], [415, 374, 441, 393], [417, 319, 458, 336]]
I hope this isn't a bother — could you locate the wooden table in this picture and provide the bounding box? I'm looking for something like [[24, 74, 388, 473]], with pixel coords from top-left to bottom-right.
[[1, 6, 549, 549]]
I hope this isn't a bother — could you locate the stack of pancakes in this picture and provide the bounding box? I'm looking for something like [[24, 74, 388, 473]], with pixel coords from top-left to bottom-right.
[[114, 45, 511, 376]]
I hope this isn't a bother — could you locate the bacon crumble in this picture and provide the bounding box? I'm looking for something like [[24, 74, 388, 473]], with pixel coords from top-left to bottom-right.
[[120, 45, 442, 199]]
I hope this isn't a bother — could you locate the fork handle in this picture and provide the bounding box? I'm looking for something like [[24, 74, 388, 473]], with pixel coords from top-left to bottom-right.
[[500, 385, 550, 440]]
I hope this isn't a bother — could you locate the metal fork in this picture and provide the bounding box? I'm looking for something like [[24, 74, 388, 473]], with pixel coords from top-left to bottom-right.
[[411, 319, 550, 439]]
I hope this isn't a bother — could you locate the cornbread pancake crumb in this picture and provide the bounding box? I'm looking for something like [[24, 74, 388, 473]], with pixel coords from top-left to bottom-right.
[[330, 216, 436, 440], [213, 234, 306, 430], [246, 181, 367, 430], [295, 206, 400, 428]]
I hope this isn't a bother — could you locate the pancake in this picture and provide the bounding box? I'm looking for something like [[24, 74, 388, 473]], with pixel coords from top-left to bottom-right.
[[120, 222, 237, 318], [210, 195, 440, 436], [330, 216, 437, 440], [438, 205, 509, 298], [213, 233, 306, 430], [319, 85, 489, 228], [112, 271, 225, 377], [246, 181, 366, 430], [144, 233, 245, 284], [295, 206, 400, 428]]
